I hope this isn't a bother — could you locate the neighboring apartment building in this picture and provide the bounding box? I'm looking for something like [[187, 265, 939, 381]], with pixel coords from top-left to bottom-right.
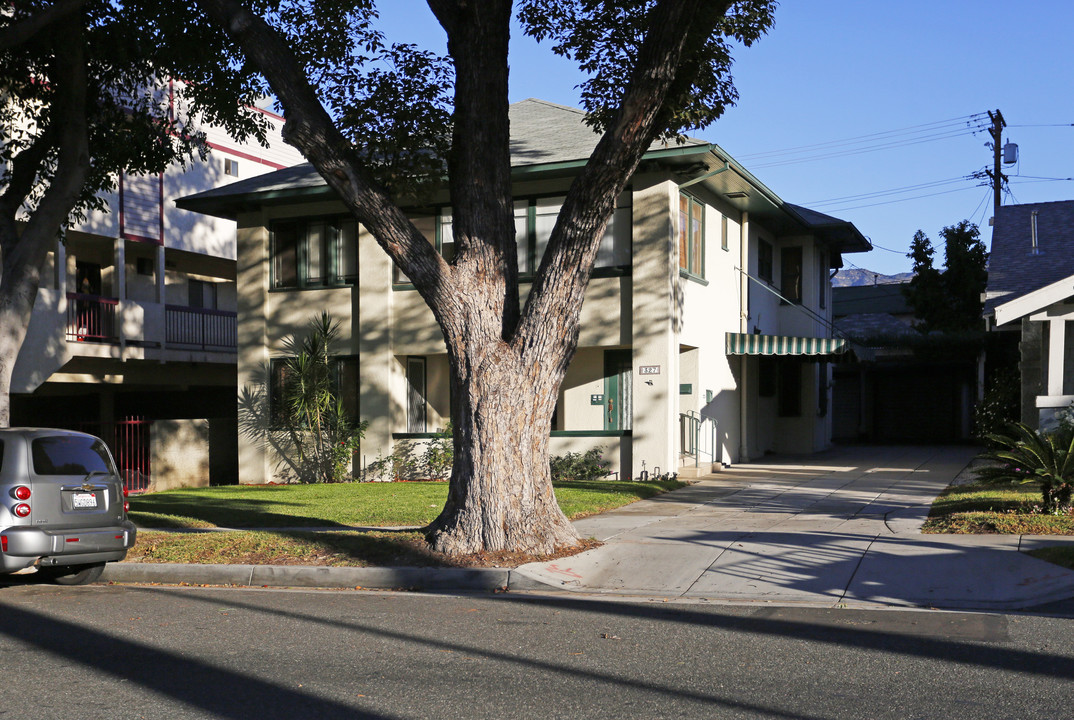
[[10, 100, 304, 490], [178, 99, 870, 483], [985, 200, 1074, 429]]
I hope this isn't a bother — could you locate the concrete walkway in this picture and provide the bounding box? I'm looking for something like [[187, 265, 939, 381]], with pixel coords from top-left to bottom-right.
[[99, 445, 1074, 611], [514, 445, 1074, 610]]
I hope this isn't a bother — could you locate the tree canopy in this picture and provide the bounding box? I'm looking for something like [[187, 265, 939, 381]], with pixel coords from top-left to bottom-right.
[[903, 220, 988, 333]]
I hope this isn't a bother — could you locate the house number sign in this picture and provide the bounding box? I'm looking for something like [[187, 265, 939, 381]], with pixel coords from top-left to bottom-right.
[[638, 365, 661, 375]]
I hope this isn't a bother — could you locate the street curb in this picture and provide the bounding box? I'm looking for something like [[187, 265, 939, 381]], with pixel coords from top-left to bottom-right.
[[102, 562, 557, 593]]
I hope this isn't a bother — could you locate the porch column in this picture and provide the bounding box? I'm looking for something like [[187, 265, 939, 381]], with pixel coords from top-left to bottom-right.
[[157, 245, 167, 353], [114, 238, 127, 352], [630, 179, 679, 479], [1047, 318, 1066, 397], [357, 224, 393, 468]]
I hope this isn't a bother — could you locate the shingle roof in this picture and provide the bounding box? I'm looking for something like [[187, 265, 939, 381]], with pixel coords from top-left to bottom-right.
[[178, 99, 711, 213], [509, 98, 707, 167], [985, 200, 1074, 311]]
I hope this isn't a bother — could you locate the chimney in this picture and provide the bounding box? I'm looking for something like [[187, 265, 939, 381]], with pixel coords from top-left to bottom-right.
[[1030, 210, 1039, 255]]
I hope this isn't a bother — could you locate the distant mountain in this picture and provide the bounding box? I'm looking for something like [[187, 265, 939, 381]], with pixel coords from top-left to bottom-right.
[[832, 269, 914, 287]]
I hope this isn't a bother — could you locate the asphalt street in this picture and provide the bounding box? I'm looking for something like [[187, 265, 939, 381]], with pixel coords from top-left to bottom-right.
[[1, 583, 1072, 720]]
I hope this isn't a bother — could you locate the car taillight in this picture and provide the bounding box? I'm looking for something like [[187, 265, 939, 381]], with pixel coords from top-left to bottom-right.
[[13, 486, 30, 500], [123, 486, 129, 497], [1, 535, 6, 553], [13, 503, 30, 518], [124, 501, 130, 512]]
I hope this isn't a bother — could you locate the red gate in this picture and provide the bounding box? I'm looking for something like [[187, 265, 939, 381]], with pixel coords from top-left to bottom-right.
[[115, 416, 152, 493]]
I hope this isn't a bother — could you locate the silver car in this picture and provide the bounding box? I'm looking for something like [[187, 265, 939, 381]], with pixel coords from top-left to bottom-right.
[[1, 428, 137, 585]]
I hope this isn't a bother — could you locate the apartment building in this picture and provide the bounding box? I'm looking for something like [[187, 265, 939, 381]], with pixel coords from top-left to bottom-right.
[[179, 99, 870, 483], [11, 101, 304, 490]]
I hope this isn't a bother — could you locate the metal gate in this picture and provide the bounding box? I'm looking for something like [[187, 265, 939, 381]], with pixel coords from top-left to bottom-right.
[[115, 416, 152, 493], [76, 416, 152, 493]]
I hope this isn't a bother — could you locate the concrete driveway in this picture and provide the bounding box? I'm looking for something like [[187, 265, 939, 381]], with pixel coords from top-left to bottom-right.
[[516, 445, 1074, 610]]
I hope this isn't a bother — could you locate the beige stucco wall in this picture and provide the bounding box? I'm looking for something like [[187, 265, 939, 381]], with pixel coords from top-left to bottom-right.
[[149, 419, 210, 491]]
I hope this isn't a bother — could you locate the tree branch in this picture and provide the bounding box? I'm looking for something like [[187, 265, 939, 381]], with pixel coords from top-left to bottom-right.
[[0, 0, 85, 51], [0, 123, 57, 221], [517, 0, 732, 355], [193, 0, 452, 312]]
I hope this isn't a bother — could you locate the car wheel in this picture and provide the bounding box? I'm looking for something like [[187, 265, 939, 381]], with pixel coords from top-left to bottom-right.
[[44, 563, 106, 586]]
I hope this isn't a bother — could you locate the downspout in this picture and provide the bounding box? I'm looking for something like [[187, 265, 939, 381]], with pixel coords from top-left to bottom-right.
[[738, 211, 750, 462]]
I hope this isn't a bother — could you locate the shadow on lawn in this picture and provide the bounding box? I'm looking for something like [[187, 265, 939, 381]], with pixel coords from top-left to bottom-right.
[[129, 493, 351, 529]]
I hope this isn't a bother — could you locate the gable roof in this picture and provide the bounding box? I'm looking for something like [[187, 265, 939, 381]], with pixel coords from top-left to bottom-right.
[[176, 98, 868, 256], [985, 200, 1074, 313], [993, 272, 1074, 326]]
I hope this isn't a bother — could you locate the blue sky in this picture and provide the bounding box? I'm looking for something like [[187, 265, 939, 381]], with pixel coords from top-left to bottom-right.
[[374, 1, 1074, 276]]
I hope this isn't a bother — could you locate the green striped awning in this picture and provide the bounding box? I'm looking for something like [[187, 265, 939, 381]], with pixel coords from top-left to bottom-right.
[[725, 332, 848, 356]]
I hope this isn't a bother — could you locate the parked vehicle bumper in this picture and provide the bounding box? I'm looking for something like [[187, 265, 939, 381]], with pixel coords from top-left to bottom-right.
[[1, 521, 137, 572]]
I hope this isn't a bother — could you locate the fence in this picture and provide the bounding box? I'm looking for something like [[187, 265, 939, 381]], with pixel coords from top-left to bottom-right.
[[165, 305, 236, 350], [66, 293, 118, 343]]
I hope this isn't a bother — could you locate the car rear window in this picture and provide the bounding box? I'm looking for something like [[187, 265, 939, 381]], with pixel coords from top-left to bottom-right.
[[31, 436, 113, 476]]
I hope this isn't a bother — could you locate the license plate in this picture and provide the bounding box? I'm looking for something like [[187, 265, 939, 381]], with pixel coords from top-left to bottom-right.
[[72, 493, 98, 509]]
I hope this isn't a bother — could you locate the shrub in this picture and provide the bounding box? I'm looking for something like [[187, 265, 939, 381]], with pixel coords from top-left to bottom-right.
[[361, 425, 452, 482], [973, 366, 1020, 441], [550, 447, 611, 482], [976, 419, 1074, 514]]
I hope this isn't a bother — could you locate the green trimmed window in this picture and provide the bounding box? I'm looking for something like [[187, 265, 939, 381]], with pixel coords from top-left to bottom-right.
[[269, 356, 359, 427], [395, 194, 631, 285], [678, 193, 704, 277], [271, 217, 358, 289]]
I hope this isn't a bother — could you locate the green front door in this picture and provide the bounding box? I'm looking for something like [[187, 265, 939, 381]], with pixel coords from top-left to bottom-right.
[[604, 350, 633, 432]]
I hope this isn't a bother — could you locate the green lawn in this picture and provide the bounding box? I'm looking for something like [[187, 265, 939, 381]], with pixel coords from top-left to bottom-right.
[[125, 477, 684, 567], [922, 479, 1074, 535], [129, 477, 684, 530]]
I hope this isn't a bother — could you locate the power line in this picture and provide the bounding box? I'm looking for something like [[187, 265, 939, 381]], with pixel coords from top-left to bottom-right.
[[748, 127, 984, 169], [736, 113, 987, 161], [804, 175, 974, 207], [809, 184, 982, 212]]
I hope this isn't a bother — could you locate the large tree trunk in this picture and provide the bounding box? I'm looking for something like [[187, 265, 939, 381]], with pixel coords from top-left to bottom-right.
[[197, 0, 731, 555], [428, 341, 578, 555], [0, 13, 90, 427]]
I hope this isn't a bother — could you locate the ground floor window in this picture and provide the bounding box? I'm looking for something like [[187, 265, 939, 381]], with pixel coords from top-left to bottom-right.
[[406, 356, 427, 433], [270, 356, 360, 427]]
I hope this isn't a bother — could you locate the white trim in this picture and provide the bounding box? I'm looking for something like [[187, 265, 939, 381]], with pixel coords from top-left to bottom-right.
[[993, 273, 1074, 326], [1036, 394, 1074, 408]]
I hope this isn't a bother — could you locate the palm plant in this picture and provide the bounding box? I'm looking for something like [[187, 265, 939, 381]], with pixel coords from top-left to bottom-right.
[[279, 312, 365, 482], [976, 421, 1074, 513]]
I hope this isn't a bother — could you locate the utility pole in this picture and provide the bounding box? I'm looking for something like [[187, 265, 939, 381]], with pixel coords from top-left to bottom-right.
[[986, 109, 1007, 214]]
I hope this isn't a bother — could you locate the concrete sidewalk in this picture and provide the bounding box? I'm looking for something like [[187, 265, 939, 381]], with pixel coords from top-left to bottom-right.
[[103, 445, 1074, 610], [513, 445, 1074, 610]]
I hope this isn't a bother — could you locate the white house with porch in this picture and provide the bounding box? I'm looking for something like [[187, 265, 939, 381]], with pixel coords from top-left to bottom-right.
[[985, 200, 1074, 429]]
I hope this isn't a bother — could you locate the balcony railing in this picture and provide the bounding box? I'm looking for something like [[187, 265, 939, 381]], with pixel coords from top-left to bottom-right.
[[66, 293, 118, 343], [165, 305, 236, 350]]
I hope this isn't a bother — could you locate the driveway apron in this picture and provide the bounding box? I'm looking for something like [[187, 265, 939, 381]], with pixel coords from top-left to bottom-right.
[[515, 445, 1074, 610]]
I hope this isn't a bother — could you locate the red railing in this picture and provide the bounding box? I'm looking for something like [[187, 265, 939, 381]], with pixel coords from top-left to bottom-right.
[[115, 416, 152, 493], [76, 417, 152, 493], [165, 305, 236, 350], [66, 293, 118, 343]]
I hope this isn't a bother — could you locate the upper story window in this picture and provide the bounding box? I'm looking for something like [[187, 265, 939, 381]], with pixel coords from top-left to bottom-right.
[[678, 194, 704, 277], [758, 239, 774, 283], [271, 216, 358, 290], [781, 246, 803, 304], [394, 193, 632, 286]]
